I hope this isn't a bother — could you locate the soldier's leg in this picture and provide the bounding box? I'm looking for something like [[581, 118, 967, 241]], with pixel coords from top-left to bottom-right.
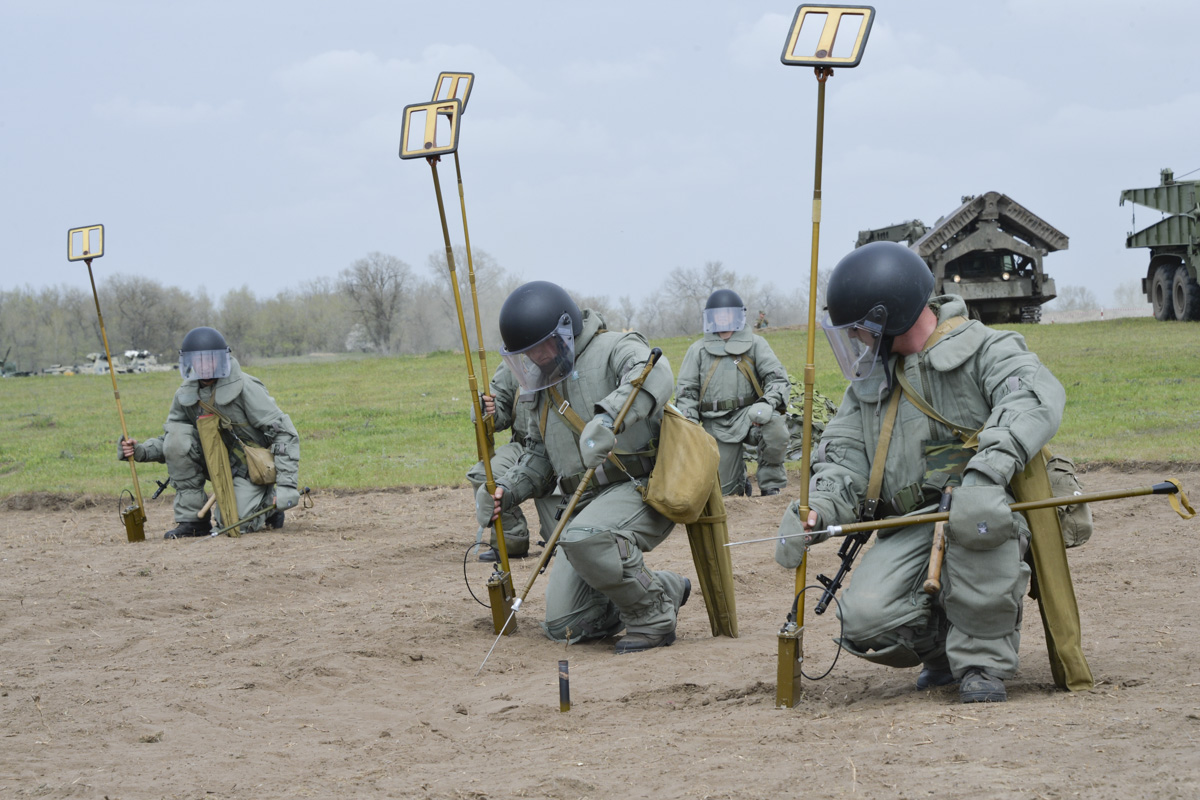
[[942, 530, 1030, 681], [231, 476, 275, 533], [834, 524, 943, 669], [750, 413, 789, 494], [715, 438, 749, 496], [465, 443, 530, 556], [542, 547, 622, 643], [162, 424, 207, 524], [556, 484, 686, 645], [531, 491, 559, 547]]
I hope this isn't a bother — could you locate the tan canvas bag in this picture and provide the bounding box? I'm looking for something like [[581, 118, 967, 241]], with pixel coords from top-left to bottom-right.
[[639, 404, 719, 524]]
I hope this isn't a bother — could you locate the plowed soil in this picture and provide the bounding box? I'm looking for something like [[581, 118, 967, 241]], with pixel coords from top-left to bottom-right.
[[2, 465, 1197, 799]]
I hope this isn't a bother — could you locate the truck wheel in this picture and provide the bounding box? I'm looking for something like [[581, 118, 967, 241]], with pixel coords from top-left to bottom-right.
[[1172, 268, 1200, 321], [1152, 265, 1177, 321]]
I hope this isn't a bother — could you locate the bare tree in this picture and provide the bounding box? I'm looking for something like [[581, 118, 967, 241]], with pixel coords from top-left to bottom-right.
[[1113, 281, 1142, 308], [339, 252, 413, 354], [617, 295, 637, 330], [218, 286, 261, 359], [1051, 285, 1099, 312]]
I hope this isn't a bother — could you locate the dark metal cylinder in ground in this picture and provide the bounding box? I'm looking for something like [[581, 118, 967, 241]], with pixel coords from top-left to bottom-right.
[[558, 660, 570, 712]]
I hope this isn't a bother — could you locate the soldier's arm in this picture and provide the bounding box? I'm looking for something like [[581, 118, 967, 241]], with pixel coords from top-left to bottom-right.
[[495, 405, 555, 508], [756, 340, 791, 412], [489, 362, 518, 433], [967, 332, 1065, 485], [595, 332, 674, 429], [672, 342, 703, 422], [241, 379, 301, 489]]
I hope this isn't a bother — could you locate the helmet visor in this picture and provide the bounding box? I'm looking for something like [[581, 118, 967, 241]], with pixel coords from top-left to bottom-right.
[[500, 314, 576, 392], [703, 306, 746, 334], [179, 348, 231, 381], [821, 306, 887, 382]]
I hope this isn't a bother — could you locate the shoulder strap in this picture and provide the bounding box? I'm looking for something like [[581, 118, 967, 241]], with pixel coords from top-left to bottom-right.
[[861, 387, 902, 521], [699, 357, 722, 402], [734, 356, 764, 399], [894, 355, 981, 449], [545, 383, 629, 473]]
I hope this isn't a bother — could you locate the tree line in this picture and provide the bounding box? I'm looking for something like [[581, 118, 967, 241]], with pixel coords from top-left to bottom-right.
[[0, 250, 822, 374]]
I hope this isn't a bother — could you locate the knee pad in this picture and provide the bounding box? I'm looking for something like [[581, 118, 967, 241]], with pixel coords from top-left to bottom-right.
[[163, 427, 201, 465], [560, 527, 625, 592], [757, 415, 790, 463]]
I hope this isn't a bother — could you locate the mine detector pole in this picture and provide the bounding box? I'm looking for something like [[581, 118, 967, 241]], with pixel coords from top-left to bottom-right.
[[776, 5, 875, 708], [69, 225, 146, 543], [400, 93, 517, 636]]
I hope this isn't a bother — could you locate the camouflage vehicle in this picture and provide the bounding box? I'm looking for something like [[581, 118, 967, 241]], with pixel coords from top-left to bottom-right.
[[1120, 168, 1200, 321], [856, 192, 1066, 324]]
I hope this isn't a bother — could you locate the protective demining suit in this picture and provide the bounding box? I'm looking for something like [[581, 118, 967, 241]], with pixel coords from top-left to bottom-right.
[[776, 296, 1065, 680], [674, 327, 791, 495], [128, 357, 300, 532], [466, 361, 558, 557], [495, 310, 690, 643]]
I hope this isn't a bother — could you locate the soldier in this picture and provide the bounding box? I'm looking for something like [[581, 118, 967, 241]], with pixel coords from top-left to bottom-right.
[[120, 327, 301, 538], [674, 289, 790, 497], [755, 310, 769, 330], [775, 242, 1066, 703], [477, 281, 690, 654], [466, 360, 558, 562]]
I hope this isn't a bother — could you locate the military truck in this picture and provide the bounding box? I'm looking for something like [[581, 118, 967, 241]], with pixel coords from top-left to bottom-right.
[[1120, 168, 1200, 321], [856, 192, 1066, 324]]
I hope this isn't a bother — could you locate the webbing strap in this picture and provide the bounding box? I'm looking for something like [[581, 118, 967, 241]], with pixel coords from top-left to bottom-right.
[[545, 384, 629, 475], [862, 387, 902, 521], [699, 355, 763, 405], [895, 357, 981, 449]]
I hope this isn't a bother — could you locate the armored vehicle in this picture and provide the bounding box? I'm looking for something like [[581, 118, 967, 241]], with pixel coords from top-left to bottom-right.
[[1120, 168, 1200, 321], [855, 192, 1066, 324]]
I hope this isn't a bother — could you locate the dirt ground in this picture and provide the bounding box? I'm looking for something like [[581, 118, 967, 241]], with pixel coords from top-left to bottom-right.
[[2, 465, 1198, 800]]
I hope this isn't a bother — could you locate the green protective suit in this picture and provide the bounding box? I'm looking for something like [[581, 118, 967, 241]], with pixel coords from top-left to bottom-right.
[[674, 328, 791, 495], [496, 310, 689, 643], [131, 358, 300, 532], [775, 296, 1065, 680], [466, 361, 558, 556]]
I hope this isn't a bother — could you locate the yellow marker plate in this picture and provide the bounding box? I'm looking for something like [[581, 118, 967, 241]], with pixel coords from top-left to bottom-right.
[[67, 224, 104, 261], [399, 98, 462, 159], [781, 4, 874, 68], [432, 71, 474, 113]]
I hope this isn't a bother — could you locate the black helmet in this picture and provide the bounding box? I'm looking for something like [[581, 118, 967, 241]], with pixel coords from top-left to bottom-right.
[[498, 281, 582, 352], [498, 281, 582, 392], [705, 288, 744, 310], [826, 241, 934, 336], [703, 288, 747, 334], [180, 326, 228, 353], [178, 326, 231, 381]]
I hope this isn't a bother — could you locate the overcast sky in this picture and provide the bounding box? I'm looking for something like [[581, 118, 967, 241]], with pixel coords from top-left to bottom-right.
[[4, 0, 1197, 310]]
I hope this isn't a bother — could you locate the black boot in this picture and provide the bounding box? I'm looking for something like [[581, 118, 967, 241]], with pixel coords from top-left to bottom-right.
[[165, 519, 212, 539], [266, 509, 285, 529], [960, 668, 1007, 703]]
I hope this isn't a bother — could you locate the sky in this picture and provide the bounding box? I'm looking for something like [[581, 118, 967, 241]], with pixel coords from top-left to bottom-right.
[[3, 0, 1197, 310]]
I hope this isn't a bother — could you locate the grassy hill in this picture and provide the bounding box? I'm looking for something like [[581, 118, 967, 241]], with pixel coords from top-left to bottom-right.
[[1, 318, 1196, 498]]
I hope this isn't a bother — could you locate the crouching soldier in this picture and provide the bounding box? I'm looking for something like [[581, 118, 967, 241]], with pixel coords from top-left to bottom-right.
[[466, 360, 558, 561], [478, 281, 691, 653], [675, 289, 790, 496], [119, 326, 301, 538]]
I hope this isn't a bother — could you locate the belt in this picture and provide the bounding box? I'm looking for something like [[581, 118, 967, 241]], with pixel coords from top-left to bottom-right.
[[703, 393, 758, 413], [558, 453, 653, 496]]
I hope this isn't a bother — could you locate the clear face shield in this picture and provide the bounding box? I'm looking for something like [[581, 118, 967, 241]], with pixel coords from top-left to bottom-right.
[[821, 305, 888, 382], [703, 306, 746, 334], [500, 314, 576, 392], [178, 348, 232, 381]]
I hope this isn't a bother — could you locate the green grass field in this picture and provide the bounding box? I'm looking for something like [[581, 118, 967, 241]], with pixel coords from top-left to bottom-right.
[[1, 318, 1196, 499]]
